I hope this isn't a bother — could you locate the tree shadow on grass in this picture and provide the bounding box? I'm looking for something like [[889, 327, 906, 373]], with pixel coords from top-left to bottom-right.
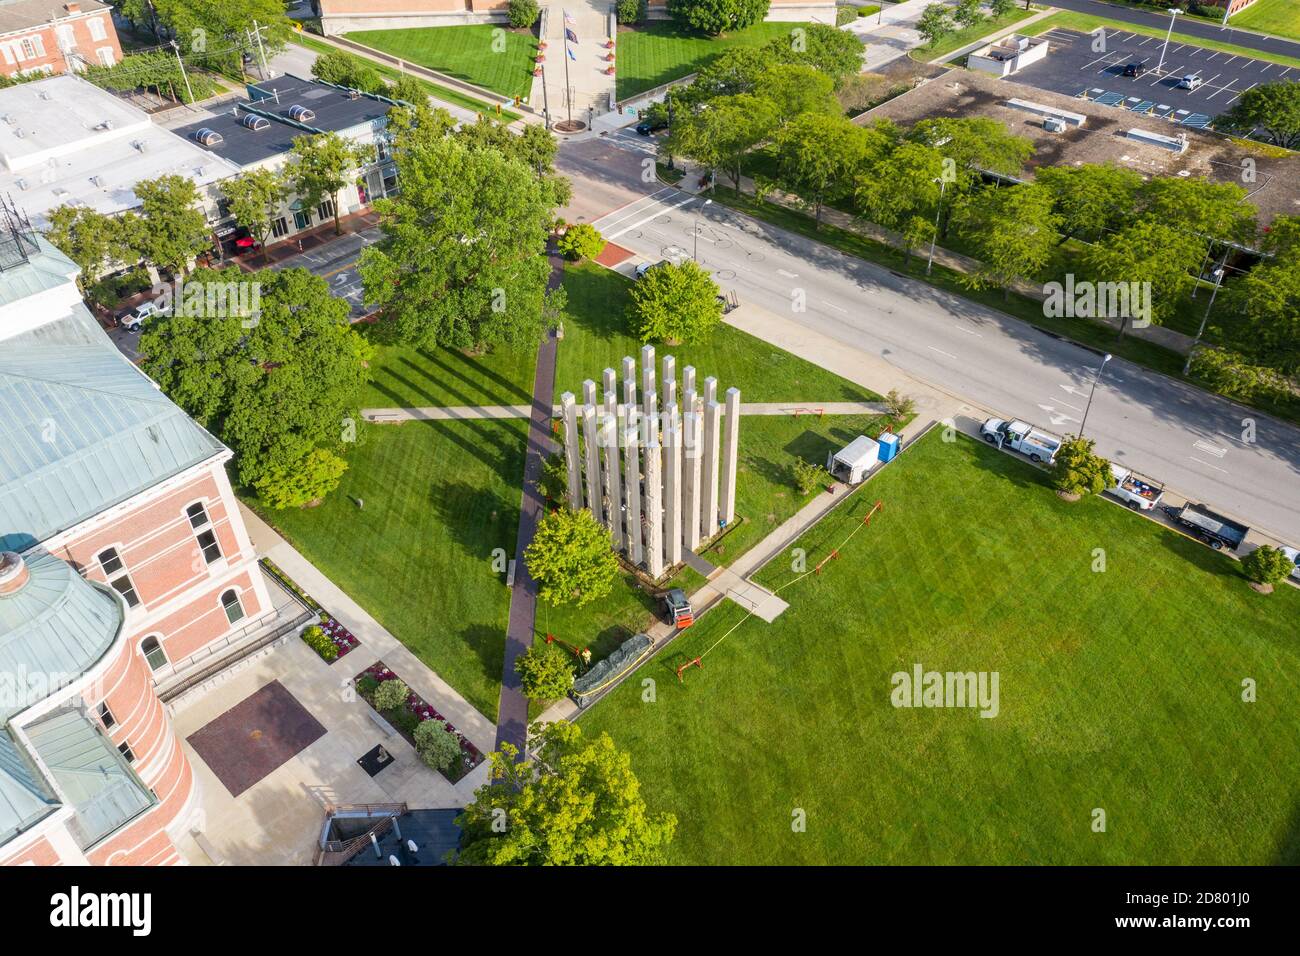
[[370, 370, 442, 410], [457, 622, 508, 692], [447, 348, 535, 406], [427, 477, 519, 557], [1153, 525, 1252, 584]]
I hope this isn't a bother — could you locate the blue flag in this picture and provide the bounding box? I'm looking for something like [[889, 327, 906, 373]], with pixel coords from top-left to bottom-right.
[[567, 46, 577, 61], [565, 28, 579, 44]]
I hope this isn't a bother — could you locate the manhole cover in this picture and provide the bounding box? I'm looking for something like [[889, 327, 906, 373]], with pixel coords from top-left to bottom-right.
[[717, 269, 736, 280]]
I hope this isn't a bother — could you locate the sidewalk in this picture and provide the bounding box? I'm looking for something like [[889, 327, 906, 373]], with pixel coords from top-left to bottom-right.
[[237, 502, 498, 759]]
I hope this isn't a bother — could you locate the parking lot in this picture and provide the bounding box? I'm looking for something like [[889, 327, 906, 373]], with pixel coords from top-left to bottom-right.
[[1007, 28, 1299, 123]]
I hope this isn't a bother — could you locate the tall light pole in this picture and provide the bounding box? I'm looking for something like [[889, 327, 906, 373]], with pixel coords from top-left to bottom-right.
[[1156, 9, 1180, 76], [694, 198, 712, 262], [1183, 267, 1225, 375], [925, 177, 948, 277], [1079, 353, 1112, 437]]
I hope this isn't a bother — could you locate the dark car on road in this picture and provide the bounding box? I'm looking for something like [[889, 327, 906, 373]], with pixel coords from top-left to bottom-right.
[[635, 116, 668, 136], [1123, 61, 1148, 78]]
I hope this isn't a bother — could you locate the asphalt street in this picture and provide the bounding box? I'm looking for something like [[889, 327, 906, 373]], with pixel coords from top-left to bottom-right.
[[585, 178, 1300, 544]]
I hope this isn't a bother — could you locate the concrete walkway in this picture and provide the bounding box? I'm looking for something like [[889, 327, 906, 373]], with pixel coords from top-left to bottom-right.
[[237, 503, 498, 759], [362, 401, 887, 422], [532, 2, 616, 127]]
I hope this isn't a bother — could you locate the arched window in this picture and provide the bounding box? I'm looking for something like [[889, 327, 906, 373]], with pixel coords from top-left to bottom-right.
[[141, 635, 167, 671], [221, 589, 245, 625]]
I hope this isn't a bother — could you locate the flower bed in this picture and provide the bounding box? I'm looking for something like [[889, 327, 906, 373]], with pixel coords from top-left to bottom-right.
[[353, 662, 484, 783], [261, 558, 361, 662]]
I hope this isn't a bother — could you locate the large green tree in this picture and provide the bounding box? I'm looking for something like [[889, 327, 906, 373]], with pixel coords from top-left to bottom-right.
[[753, 63, 839, 124], [761, 22, 865, 87], [457, 720, 677, 866], [774, 113, 884, 223], [953, 183, 1059, 298], [44, 205, 138, 286], [628, 260, 724, 345], [140, 267, 371, 489], [1218, 82, 1300, 149], [1081, 219, 1204, 338], [666, 0, 770, 35], [1035, 164, 1142, 243], [906, 117, 1035, 189], [119, 0, 292, 75], [1136, 176, 1256, 248], [525, 509, 619, 609], [667, 92, 776, 189], [854, 140, 944, 233], [287, 132, 376, 236], [134, 174, 211, 278], [220, 167, 286, 264], [359, 130, 553, 352]]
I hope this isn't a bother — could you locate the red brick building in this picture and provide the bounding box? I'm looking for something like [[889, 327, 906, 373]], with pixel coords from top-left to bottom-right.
[[0, 0, 122, 77], [0, 219, 299, 865]]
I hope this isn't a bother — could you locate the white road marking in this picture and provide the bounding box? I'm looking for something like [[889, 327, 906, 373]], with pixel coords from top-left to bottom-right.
[[1226, 82, 1257, 105], [1194, 439, 1228, 458], [927, 346, 957, 360], [1191, 457, 1230, 475], [603, 193, 699, 240], [956, 326, 981, 336], [777, 268, 798, 278], [823, 302, 847, 313]]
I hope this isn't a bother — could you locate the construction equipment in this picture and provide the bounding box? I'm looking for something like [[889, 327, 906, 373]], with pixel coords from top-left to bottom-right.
[[663, 588, 694, 629]]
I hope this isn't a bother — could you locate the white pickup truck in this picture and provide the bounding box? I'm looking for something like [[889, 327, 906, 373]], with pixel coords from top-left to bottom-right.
[[980, 418, 1063, 464], [1282, 547, 1300, 582], [1107, 464, 1164, 511]]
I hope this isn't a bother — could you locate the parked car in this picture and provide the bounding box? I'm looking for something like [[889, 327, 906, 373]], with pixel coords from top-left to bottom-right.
[[635, 116, 668, 136], [1123, 61, 1148, 78], [1281, 546, 1300, 582], [1178, 73, 1203, 90], [980, 417, 1063, 464], [117, 301, 165, 332], [635, 259, 671, 279]]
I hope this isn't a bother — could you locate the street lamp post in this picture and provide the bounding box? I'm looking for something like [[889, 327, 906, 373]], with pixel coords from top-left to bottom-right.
[[1183, 267, 1225, 375], [1156, 9, 1181, 76], [1079, 353, 1112, 437], [925, 178, 948, 277], [694, 199, 712, 262]]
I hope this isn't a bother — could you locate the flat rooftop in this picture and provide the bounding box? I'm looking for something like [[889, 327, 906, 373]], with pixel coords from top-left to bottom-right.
[[859, 68, 1300, 227], [170, 76, 398, 168]]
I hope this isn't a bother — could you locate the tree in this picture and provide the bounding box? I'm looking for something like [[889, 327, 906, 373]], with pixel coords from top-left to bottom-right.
[[359, 131, 553, 352], [989, 0, 1017, 15], [753, 64, 839, 124], [44, 205, 136, 287], [906, 117, 1035, 191], [254, 448, 348, 509], [126, 0, 293, 75], [557, 223, 606, 261], [1137, 175, 1256, 248], [134, 175, 210, 278], [884, 388, 916, 422], [538, 452, 570, 504], [1227, 247, 1300, 376], [507, 0, 541, 28], [311, 50, 385, 93], [762, 22, 865, 87], [855, 140, 944, 233], [524, 509, 619, 609], [414, 719, 463, 771], [691, 46, 770, 100], [457, 720, 676, 865], [616, 0, 646, 23], [916, 4, 955, 46], [140, 267, 371, 488], [1240, 545, 1293, 594], [774, 113, 884, 223], [1036, 164, 1142, 243], [953, 184, 1059, 298], [388, 74, 429, 108], [667, 0, 770, 35], [1188, 346, 1294, 407], [667, 93, 776, 189], [1218, 82, 1300, 149], [516, 641, 576, 700], [953, 0, 985, 28], [793, 458, 827, 496], [1081, 218, 1204, 338], [373, 677, 410, 712], [628, 260, 724, 345], [1051, 436, 1113, 499], [900, 214, 936, 267], [287, 132, 376, 236], [221, 167, 286, 264]]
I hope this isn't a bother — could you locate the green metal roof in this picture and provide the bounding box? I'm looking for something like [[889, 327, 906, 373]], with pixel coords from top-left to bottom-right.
[[0, 341, 227, 552], [0, 728, 58, 848]]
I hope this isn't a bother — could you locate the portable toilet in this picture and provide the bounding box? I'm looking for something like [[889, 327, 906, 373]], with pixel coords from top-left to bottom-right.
[[877, 431, 900, 464], [826, 436, 879, 485]]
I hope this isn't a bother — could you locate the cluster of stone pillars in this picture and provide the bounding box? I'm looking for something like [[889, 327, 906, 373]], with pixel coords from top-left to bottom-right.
[[560, 345, 740, 580]]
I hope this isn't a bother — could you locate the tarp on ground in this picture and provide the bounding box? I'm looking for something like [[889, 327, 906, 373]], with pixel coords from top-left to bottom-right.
[[572, 633, 653, 705]]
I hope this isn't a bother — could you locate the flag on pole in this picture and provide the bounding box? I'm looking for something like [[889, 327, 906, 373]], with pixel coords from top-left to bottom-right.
[[565, 27, 579, 44], [567, 45, 577, 61], [563, 9, 577, 25]]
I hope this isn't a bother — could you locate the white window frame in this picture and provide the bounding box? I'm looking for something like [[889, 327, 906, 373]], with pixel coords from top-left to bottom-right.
[[96, 46, 113, 67], [88, 17, 107, 42]]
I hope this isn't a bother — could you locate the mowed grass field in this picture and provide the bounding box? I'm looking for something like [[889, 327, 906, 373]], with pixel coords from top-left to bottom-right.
[[582, 430, 1300, 864], [1233, 0, 1300, 42], [616, 22, 806, 100], [251, 419, 526, 722], [345, 25, 538, 99], [360, 331, 537, 410]]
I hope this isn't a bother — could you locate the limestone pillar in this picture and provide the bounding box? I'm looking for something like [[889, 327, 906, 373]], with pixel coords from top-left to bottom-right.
[[641, 344, 656, 402], [623, 408, 642, 566], [582, 379, 597, 408], [602, 368, 617, 404], [701, 399, 721, 540], [624, 378, 637, 409], [643, 404, 663, 578], [720, 387, 740, 527], [622, 356, 636, 387], [560, 392, 582, 512], [581, 402, 603, 523], [664, 404, 682, 566], [662, 355, 676, 410], [602, 405, 624, 550], [682, 389, 701, 551], [683, 365, 696, 396]]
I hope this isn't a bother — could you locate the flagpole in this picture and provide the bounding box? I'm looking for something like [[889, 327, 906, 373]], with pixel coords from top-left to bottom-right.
[[562, 10, 573, 124]]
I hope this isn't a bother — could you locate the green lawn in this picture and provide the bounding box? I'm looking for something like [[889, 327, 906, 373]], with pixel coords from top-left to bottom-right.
[[557, 262, 882, 405], [582, 429, 1300, 864], [291, 34, 518, 119], [1233, 0, 1300, 42], [249, 419, 526, 722], [912, 8, 1036, 61], [616, 22, 808, 101], [360, 329, 537, 410], [345, 25, 539, 100]]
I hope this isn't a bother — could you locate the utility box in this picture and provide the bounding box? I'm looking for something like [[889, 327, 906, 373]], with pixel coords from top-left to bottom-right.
[[877, 432, 900, 464], [826, 436, 879, 485]]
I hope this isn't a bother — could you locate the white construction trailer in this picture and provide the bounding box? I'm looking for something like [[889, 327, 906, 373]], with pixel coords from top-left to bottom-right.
[[827, 436, 879, 485]]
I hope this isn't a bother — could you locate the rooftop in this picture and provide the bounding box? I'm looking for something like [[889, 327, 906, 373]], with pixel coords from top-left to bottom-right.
[[0, 0, 110, 35], [859, 68, 1300, 226], [169, 76, 400, 168]]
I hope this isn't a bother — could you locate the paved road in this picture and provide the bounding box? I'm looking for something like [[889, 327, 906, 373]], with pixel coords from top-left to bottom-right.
[[1048, 0, 1300, 61], [586, 183, 1300, 543]]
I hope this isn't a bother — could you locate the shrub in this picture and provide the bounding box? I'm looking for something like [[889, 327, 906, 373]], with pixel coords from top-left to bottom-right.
[[557, 223, 606, 261], [793, 458, 827, 496], [1188, 347, 1296, 409], [1051, 436, 1113, 498], [254, 448, 348, 509], [414, 718, 463, 771], [884, 389, 916, 422], [373, 677, 411, 713], [1241, 545, 1293, 593], [356, 674, 380, 698], [539, 451, 570, 505], [507, 0, 541, 28], [311, 50, 386, 93], [616, 0, 646, 23], [300, 625, 338, 662], [516, 641, 576, 700], [525, 508, 619, 607], [628, 259, 723, 345], [835, 5, 856, 26]]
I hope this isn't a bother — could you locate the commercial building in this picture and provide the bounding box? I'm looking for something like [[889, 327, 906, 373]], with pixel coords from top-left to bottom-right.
[[0, 0, 121, 77]]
